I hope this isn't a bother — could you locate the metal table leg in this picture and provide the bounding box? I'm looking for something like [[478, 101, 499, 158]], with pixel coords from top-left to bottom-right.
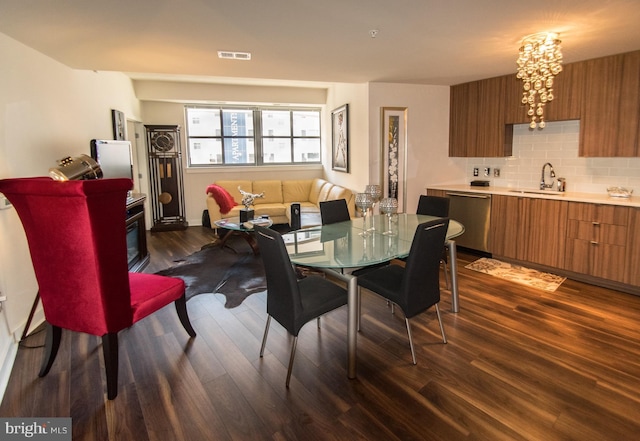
[[447, 239, 460, 313]]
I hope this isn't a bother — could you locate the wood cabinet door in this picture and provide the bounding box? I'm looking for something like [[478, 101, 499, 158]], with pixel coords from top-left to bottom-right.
[[525, 198, 567, 267], [626, 208, 640, 285], [490, 195, 524, 258], [449, 77, 512, 157], [580, 51, 640, 157], [544, 61, 584, 122]]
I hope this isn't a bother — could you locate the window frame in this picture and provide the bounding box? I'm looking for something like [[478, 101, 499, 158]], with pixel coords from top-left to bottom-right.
[[184, 105, 322, 168]]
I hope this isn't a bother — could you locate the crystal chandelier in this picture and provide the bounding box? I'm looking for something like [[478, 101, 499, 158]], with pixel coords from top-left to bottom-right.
[[516, 32, 563, 129]]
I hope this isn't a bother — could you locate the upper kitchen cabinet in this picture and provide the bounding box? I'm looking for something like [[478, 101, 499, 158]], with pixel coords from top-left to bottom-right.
[[449, 76, 513, 157], [505, 60, 583, 124], [580, 50, 640, 157]]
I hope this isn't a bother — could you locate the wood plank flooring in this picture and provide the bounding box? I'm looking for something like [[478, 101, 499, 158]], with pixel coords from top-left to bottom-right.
[[2, 226, 639, 440]]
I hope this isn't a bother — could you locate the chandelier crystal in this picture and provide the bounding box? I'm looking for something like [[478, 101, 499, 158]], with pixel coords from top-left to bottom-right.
[[516, 32, 563, 129]]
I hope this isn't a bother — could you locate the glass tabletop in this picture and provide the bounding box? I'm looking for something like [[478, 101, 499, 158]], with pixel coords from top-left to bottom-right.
[[285, 214, 464, 269], [214, 217, 273, 232]]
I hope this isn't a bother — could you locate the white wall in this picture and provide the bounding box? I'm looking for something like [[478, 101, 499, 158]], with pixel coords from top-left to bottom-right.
[[0, 32, 141, 399], [368, 82, 455, 213]]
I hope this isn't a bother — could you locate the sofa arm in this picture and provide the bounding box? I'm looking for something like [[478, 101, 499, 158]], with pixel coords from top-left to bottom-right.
[[206, 195, 225, 225]]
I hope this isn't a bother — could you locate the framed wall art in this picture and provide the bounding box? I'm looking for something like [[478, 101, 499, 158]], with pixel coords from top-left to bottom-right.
[[111, 109, 126, 140], [381, 107, 407, 212], [331, 104, 349, 172]]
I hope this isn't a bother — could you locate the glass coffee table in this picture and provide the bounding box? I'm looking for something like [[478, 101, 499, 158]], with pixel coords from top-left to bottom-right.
[[214, 217, 273, 255]]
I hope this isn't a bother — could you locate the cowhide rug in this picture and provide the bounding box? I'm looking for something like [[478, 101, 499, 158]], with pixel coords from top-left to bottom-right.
[[155, 235, 267, 308]]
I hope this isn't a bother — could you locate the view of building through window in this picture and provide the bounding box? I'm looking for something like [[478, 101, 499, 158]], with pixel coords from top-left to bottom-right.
[[185, 106, 321, 166]]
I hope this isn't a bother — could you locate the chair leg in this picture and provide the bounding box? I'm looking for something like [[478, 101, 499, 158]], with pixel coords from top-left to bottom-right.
[[286, 336, 298, 388], [435, 303, 447, 344], [38, 323, 62, 377], [441, 260, 451, 290], [102, 333, 119, 400], [404, 318, 417, 365], [260, 316, 271, 357], [357, 287, 361, 332], [174, 295, 196, 338]]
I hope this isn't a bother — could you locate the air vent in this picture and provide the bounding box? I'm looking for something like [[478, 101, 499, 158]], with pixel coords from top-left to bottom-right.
[[218, 51, 252, 60]]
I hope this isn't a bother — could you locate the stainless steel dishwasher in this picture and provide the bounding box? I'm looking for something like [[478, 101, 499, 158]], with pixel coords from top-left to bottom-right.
[[446, 192, 491, 252]]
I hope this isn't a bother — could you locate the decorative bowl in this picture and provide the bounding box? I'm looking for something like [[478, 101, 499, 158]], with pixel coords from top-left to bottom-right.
[[606, 187, 633, 198]]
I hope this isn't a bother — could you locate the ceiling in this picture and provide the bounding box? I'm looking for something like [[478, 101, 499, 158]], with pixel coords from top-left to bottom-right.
[[1, 0, 640, 87]]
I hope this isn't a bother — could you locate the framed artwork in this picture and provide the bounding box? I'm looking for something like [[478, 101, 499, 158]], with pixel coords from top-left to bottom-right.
[[381, 107, 407, 212], [331, 104, 349, 172], [111, 109, 126, 140]]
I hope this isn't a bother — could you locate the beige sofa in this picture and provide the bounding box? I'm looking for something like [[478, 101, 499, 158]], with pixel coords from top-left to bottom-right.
[[206, 178, 356, 227]]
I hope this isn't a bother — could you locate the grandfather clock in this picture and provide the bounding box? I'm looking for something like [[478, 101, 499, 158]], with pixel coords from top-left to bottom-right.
[[145, 125, 188, 231]]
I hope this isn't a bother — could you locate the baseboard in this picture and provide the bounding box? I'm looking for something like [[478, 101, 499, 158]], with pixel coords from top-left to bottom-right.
[[0, 338, 18, 405]]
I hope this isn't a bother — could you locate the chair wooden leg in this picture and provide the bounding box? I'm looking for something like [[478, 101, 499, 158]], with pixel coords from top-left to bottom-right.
[[102, 333, 119, 400], [286, 336, 298, 388], [38, 323, 62, 377], [174, 295, 196, 338], [404, 318, 417, 365], [260, 316, 271, 357], [435, 303, 447, 344]]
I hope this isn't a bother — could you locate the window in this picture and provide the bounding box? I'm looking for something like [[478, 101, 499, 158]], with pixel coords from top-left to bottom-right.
[[185, 106, 321, 167]]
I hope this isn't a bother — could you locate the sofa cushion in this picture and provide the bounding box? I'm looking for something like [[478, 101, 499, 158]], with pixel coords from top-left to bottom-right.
[[308, 178, 328, 205], [215, 180, 253, 207], [327, 185, 351, 203], [252, 180, 283, 205], [317, 182, 333, 202], [283, 180, 312, 203], [253, 203, 287, 218]]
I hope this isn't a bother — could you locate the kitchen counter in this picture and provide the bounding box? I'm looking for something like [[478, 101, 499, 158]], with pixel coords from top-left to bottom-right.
[[427, 185, 640, 208]]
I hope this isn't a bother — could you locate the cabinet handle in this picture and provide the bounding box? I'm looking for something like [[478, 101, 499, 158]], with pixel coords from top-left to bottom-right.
[[592, 221, 600, 226], [590, 241, 599, 245]]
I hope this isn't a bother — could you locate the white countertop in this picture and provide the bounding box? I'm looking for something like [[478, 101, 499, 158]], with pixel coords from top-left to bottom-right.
[[427, 184, 640, 208]]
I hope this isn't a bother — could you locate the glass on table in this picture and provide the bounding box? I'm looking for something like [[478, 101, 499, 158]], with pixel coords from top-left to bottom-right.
[[355, 192, 374, 236], [379, 197, 398, 235], [364, 184, 382, 230]]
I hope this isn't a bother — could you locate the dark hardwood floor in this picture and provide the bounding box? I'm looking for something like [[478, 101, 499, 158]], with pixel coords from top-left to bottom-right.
[[2, 226, 639, 440]]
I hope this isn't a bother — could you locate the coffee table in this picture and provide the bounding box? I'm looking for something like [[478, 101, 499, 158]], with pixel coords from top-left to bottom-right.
[[214, 217, 273, 255]]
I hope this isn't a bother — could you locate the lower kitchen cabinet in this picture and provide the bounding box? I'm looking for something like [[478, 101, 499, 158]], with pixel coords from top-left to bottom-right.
[[563, 202, 630, 283], [490, 195, 567, 267], [627, 208, 640, 286]]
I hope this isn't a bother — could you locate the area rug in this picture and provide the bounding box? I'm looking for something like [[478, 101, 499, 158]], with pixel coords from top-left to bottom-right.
[[155, 236, 267, 308], [465, 258, 566, 292]]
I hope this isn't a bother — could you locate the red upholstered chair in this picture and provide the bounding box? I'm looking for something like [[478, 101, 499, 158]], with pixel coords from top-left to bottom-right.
[[0, 177, 196, 400]]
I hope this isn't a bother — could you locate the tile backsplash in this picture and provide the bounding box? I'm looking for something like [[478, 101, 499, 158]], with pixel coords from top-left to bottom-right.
[[456, 120, 640, 194]]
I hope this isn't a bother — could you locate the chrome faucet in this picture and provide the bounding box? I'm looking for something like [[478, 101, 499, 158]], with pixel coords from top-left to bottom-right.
[[540, 162, 556, 190]]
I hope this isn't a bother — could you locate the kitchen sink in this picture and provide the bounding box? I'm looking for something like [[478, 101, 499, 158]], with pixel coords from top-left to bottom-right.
[[508, 188, 566, 195]]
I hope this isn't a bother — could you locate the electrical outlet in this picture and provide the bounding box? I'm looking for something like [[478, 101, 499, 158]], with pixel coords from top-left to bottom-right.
[[473, 167, 479, 177], [494, 168, 501, 177], [483, 167, 490, 177]]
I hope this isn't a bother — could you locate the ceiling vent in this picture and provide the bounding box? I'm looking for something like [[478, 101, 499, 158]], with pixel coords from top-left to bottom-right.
[[217, 51, 252, 60]]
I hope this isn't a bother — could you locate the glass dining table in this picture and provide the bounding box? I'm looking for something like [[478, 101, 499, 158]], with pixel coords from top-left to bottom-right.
[[283, 213, 465, 379]]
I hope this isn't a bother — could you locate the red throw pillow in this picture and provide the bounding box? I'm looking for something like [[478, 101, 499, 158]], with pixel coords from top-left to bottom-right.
[[206, 184, 238, 214]]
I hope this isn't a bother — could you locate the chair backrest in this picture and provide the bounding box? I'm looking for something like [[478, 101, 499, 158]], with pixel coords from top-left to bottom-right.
[[0, 177, 134, 335], [319, 199, 350, 225], [254, 226, 303, 333], [416, 195, 450, 218], [400, 218, 450, 318]]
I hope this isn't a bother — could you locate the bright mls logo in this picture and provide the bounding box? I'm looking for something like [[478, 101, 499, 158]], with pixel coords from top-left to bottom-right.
[[0, 418, 71, 440]]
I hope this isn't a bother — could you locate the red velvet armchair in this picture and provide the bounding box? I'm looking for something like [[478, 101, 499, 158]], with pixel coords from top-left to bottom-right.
[[0, 177, 196, 399]]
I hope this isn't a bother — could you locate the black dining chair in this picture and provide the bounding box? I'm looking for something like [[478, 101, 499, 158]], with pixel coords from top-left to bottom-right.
[[416, 195, 451, 289], [319, 199, 351, 224], [254, 226, 348, 387], [356, 218, 449, 364]]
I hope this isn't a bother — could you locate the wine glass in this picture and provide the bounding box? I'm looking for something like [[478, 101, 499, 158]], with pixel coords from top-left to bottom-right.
[[355, 193, 373, 236], [379, 197, 398, 235], [364, 185, 382, 230]]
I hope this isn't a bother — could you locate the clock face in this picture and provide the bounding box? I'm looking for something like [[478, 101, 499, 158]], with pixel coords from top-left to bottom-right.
[[152, 132, 175, 152]]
